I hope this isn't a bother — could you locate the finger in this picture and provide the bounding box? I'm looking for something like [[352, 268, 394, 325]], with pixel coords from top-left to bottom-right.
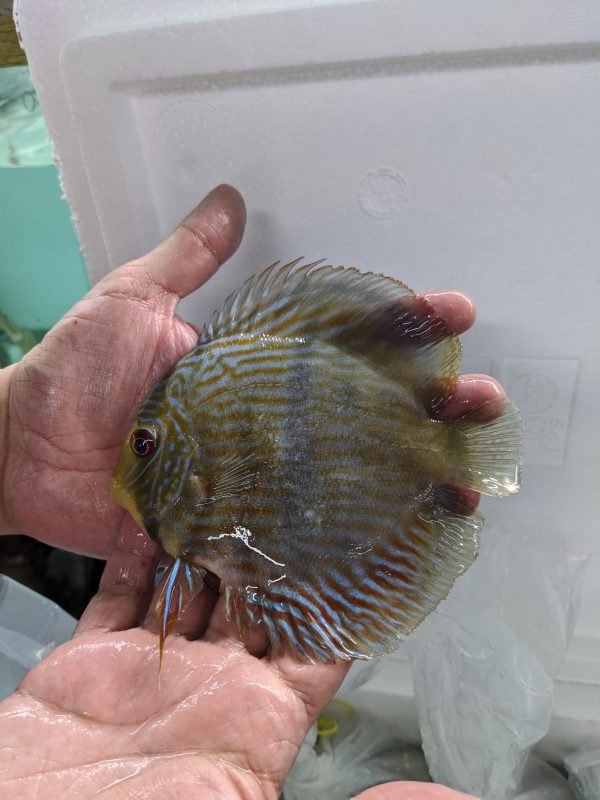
[[203, 594, 270, 658], [437, 374, 506, 421], [269, 653, 350, 723], [75, 517, 159, 635], [354, 782, 478, 800], [435, 484, 481, 516], [422, 290, 476, 334], [142, 184, 246, 298], [174, 583, 219, 640], [434, 374, 507, 515]]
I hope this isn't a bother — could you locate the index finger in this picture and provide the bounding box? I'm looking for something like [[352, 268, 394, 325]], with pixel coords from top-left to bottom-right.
[[422, 289, 476, 335]]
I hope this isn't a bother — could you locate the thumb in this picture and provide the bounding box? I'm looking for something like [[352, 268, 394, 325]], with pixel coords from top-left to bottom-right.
[[94, 184, 246, 304], [141, 184, 246, 298]]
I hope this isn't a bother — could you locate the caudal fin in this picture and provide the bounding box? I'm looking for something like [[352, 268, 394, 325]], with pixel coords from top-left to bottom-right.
[[449, 397, 523, 497]]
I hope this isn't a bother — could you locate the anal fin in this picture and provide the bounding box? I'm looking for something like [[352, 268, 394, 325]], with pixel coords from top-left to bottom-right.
[[229, 503, 482, 663]]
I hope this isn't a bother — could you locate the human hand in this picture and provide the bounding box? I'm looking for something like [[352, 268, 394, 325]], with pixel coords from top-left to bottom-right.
[[0, 186, 246, 556], [0, 518, 478, 799], [0, 181, 503, 559], [0, 218, 497, 797]]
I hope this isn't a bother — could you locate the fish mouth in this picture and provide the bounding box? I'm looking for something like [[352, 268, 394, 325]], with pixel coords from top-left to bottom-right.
[[110, 477, 144, 528], [110, 478, 162, 543]]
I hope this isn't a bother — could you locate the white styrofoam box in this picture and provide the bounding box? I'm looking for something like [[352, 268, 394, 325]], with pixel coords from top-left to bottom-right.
[[15, 0, 600, 755]]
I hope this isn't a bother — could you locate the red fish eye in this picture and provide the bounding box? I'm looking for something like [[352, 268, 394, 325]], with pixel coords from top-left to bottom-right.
[[130, 428, 157, 458]]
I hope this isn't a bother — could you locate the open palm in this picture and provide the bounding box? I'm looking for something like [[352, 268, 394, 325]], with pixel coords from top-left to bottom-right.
[[0, 521, 349, 798], [0, 518, 472, 800]]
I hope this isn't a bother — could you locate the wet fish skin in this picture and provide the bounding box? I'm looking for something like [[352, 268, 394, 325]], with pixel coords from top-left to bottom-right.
[[111, 261, 522, 663]]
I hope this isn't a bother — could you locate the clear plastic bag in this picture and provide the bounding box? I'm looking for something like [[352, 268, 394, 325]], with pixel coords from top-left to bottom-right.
[[338, 656, 382, 693], [564, 748, 600, 800], [515, 754, 575, 800], [282, 700, 429, 800], [409, 524, 588, 800], [0, 575, 76, 700]]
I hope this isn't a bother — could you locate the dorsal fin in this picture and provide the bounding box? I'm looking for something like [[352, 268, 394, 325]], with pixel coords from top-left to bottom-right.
[[200, 260, 461, 412]]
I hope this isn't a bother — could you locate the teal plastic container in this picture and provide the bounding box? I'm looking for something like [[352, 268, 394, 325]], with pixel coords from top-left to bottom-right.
[[1, 65, 89, 356], [0, 164, 89, 334]]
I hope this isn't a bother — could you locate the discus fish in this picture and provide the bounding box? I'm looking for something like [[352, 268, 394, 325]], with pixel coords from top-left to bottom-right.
[[111, 261, 522, 663]]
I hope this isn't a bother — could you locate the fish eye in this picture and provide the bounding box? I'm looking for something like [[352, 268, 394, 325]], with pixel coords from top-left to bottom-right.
[[130, 428, 157, 458]]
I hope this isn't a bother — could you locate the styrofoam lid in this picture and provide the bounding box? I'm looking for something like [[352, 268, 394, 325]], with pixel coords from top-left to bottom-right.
[[15, 0, 600, 642]]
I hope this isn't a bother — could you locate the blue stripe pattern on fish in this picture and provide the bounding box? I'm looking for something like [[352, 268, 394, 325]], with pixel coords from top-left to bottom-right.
[[111, 261, 522, 663]]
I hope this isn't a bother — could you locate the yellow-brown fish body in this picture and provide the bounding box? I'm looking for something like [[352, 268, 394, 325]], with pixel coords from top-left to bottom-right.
[[111, 262, 522, 662]]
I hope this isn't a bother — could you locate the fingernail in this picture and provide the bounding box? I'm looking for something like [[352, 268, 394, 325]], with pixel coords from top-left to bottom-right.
[[184, 184, 246, 226]]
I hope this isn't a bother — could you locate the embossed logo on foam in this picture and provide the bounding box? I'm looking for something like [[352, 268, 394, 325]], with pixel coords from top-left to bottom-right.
[[359, 167, 409, 219], [501, 358, 579, 468]]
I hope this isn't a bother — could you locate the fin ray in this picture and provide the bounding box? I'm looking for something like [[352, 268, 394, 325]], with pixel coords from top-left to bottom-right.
[[200, 261, 461, 411], [449, 397, 523, 496], [232, 502, 482, 663]]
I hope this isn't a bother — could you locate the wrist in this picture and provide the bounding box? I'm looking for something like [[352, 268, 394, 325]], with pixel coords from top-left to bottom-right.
[[0, 363, 17, 535]]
